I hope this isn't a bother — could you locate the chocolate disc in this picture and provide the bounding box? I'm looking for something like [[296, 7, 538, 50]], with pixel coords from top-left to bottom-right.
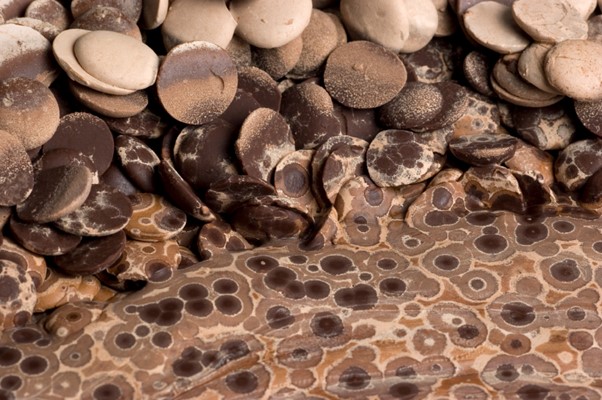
[[9, 216, 81, 256], [16, 164, 93, 224], [68, 80, 148, 118], [114, 134, 160, 193], [449, 133, 518, 166], [52, 230, 126, 275], [235, 107, 295, 183], [156, 41, 237, 125], [0, 129, 34, 207], [324, 40, 407, 109], [0, 76, 60, 150], [366, 129, 434, 187], [204, 175, 277, 214], [54, 183, 133, 237], [42, 112, 115, 175]]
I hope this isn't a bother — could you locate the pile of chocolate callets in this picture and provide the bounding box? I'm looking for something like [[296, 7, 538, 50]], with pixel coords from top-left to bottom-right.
[[2, 0, 602, 330]]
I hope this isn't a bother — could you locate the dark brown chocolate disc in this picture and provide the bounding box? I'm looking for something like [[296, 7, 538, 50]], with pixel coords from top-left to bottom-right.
[[33, 147, 98, 182], [235, 108, 295, 183], [54, 183, 133, 236], [99, 164, 139, 196], [463, 50, 495, 97], [16, 164, 93, 224], [173, 118, 239, 192], [0, 129, 34, 206], [204, 175, 277, 214], [25, 0, 70, 31], [52, 230, 126, 275], [69, 80, 148, 118], [414, 81, 470, 132], [9, 216, 81, 256], [104, 108, 166, 139], [231, 202, 310, 243], [156, 41, 238, 125], [574, 99, 602, 138], [324, 40, 407, 109], [114, 135, 160, 193], [449, 133, 518, 166], [280, 82, 342, 149], [42, 112, 114, 175], [332, 102, 380, 142], [157, 160, 216, 222], [71, 6, 142, 40], [379, 81, 443, 130]]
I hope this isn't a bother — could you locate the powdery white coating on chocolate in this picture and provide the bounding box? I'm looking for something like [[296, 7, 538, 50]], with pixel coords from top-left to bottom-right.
[[252, 35, 303, 80], [5, 17, 61, 41], [379, 82, 443, 130], [0, 77, 60, 150], [0, 130, 33, 207], [399, 0, 438, 53], [545, 40, 602, 102], [71, 6, 142, 41], [70, 0, 142, 21], [463, 2, 530, 54], [25, 0, 70, 31], [288, 9, 346, 79], [73, 30, 159, 91], [512, 0, 588, 43], [52, 29, 136, 95], [324, 40, 407, 109], [340, 0, 409, 52], [235, 108, 296, 183], [161, 0, 237, 51], [156, 41, 238, 125], [0, 24, 57, 86], [575, 99, 602, 137], [229, 0, 313, 49]]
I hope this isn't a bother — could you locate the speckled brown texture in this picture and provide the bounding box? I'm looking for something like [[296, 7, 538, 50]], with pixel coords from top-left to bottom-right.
[[324, 40, 407, 109]]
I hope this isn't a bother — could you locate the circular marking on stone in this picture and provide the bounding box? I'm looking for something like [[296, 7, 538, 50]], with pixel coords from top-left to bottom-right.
[[319, 254, 354, 275], [266, 306, 295, 330], [473, 234, 508, 255], [151, 331, 172, 348], [156, 41, 237, 125], [500, 302, 536, 326], [304, 280, 330, 300], [310, 312, 344, 338], [215, 295, 242, 315], [379, 278, 407, 297], [339, 366, 371, 390], [19, 355, 48, 375], [92, 383, 122, 400], [225, 371, 258, 394], [114, 332, 136, 349]]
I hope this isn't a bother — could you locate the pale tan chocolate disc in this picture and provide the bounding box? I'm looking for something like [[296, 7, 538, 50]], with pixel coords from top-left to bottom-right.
[[156, 41, 238, 125]]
